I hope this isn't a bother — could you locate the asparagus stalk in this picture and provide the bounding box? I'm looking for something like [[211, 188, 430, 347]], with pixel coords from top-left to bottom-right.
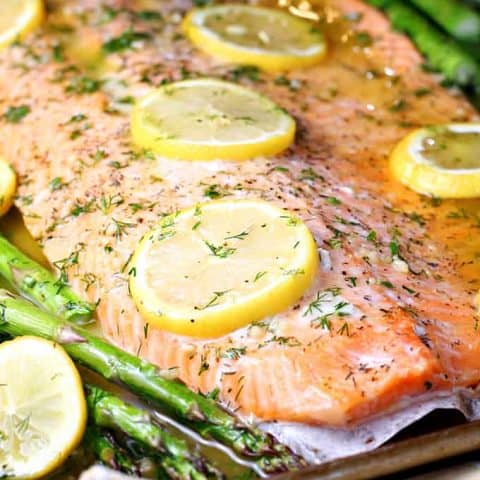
[[90, 428, 142, 475], [0, 289, 304, 474], [0, 334, 218, 479], [365, 0, 480, 86], [410, 0, 480, 43], [461, 41, 480, 62], [0, 234, 95, 324], [86, 384, 223, 480], [88, 427, 162, 478], [463, 0, 480, 7]]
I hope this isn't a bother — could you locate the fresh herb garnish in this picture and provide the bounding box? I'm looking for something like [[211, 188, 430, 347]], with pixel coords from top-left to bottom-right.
[[326, 196, 341, 206], [253, 271, 267, 282], [354, 31, 373, 47], [222, 347, 247, 360], [52, 44, 64, 62], [136, 10, 163, 21], [299, 167, 323, 182], [98, 194, 124, 214], [389, 98, 407, 112], [228, 65, 260, 82], [366, 230, 377, 242], [49, 177, 67, 191], [70, 199, 95, 217], [274, 75, 302, 91], [196, 290, 231, 310], [193, 0, 212, 7], [4, 105, 30, 123], [204, 241, 236, 258], [203, 184, 226, 199], [66, 77, 101, 94], [198, 355, 210, 375], [389, 239, 400, 257], [103, 29, 151, 53], [224, 230, 249, 241], [68, 113, 87, 123], [109, 218, 136, 240]]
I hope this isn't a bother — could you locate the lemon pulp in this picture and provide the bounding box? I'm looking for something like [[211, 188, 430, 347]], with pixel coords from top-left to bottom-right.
[[0, 159, 17, 217], [421, 128, 480, 169], [390, 123, 480, 198], [131, 78, 296, 161], [183, 4, 327, 71], [0, 336, 86, 479], [0, 0, 45, 49], [129, 199, 319, 338]]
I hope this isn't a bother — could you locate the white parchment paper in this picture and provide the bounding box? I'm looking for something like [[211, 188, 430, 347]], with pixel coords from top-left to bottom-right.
[[260, 388, 480, 464]]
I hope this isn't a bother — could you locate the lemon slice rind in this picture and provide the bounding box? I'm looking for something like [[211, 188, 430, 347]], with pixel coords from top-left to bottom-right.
[[183, 4, 327, 71], [0, 0, 45, 49], [0, 159, 17, 217], [129, 199, 319, 338], [390, 123, 480, 199], [0, 336, 86, 479], [131, 78, 296, 161]]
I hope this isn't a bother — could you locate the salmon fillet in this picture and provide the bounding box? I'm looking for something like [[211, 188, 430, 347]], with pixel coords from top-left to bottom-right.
[[0, 0, 479, 426]]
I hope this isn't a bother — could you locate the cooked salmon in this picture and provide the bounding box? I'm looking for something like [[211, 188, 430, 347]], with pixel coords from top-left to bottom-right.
[[0, 0, 479, 427]]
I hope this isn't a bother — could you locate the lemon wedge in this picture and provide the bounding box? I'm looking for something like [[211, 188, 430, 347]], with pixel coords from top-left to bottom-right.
[[129, 199, 318, 338], [0, 336, 87, 479], [183, 4, 327, 71], [0, 0, 45, 49], [390, 123, 480, 199], [131, 78, 295, 161], [0, 158, 17, 217]]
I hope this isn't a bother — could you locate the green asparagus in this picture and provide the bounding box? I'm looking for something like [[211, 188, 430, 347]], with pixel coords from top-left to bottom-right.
[[0, 289, 304, 474], [463, 0, 480, 9], [460, 40, 480, 62], [410, 0, 480, 43], [86, 384, 223, 479], [0, 336, 220, 479], [0, 234, 95, 324], [88, 427, 163, 478], [365, 0, 480, 86]]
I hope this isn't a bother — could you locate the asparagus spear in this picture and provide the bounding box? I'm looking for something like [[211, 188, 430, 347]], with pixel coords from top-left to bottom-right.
[[463, 0, 480, 9], [410, 0, 480, 43], [460, 41, 480, 61], [0, 289, 304, 474], [90, 428, 142, 476], [365, 0, 480, 86], [86, 384, 223, 480], [0, 335, 218, 479], [0, 234, 95, 324], [88, 427, 162, 478]]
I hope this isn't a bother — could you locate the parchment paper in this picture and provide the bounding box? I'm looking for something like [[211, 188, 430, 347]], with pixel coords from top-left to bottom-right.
[[260, 388, 480, 464]]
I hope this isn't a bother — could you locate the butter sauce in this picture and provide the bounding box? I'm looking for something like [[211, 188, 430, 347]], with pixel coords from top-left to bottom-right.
[[421, 129, 480, 170]]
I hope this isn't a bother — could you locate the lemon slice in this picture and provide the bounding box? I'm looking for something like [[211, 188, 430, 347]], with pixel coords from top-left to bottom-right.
[[129, 199, 318, 338], [183, 4, 327, 71], [0, 158, 17, 217], [390, 123, 480, 199], [131, 78, 295, 161], [0, 336, 87, 479], [0, 0, 45, 49]]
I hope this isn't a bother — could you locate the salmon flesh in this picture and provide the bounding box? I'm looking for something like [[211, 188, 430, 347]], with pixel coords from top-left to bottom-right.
[[0, 0, 479, 427]]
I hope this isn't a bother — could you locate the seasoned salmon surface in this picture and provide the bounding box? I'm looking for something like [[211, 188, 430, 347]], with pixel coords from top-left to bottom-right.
[[1, 0, 479, 426]]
